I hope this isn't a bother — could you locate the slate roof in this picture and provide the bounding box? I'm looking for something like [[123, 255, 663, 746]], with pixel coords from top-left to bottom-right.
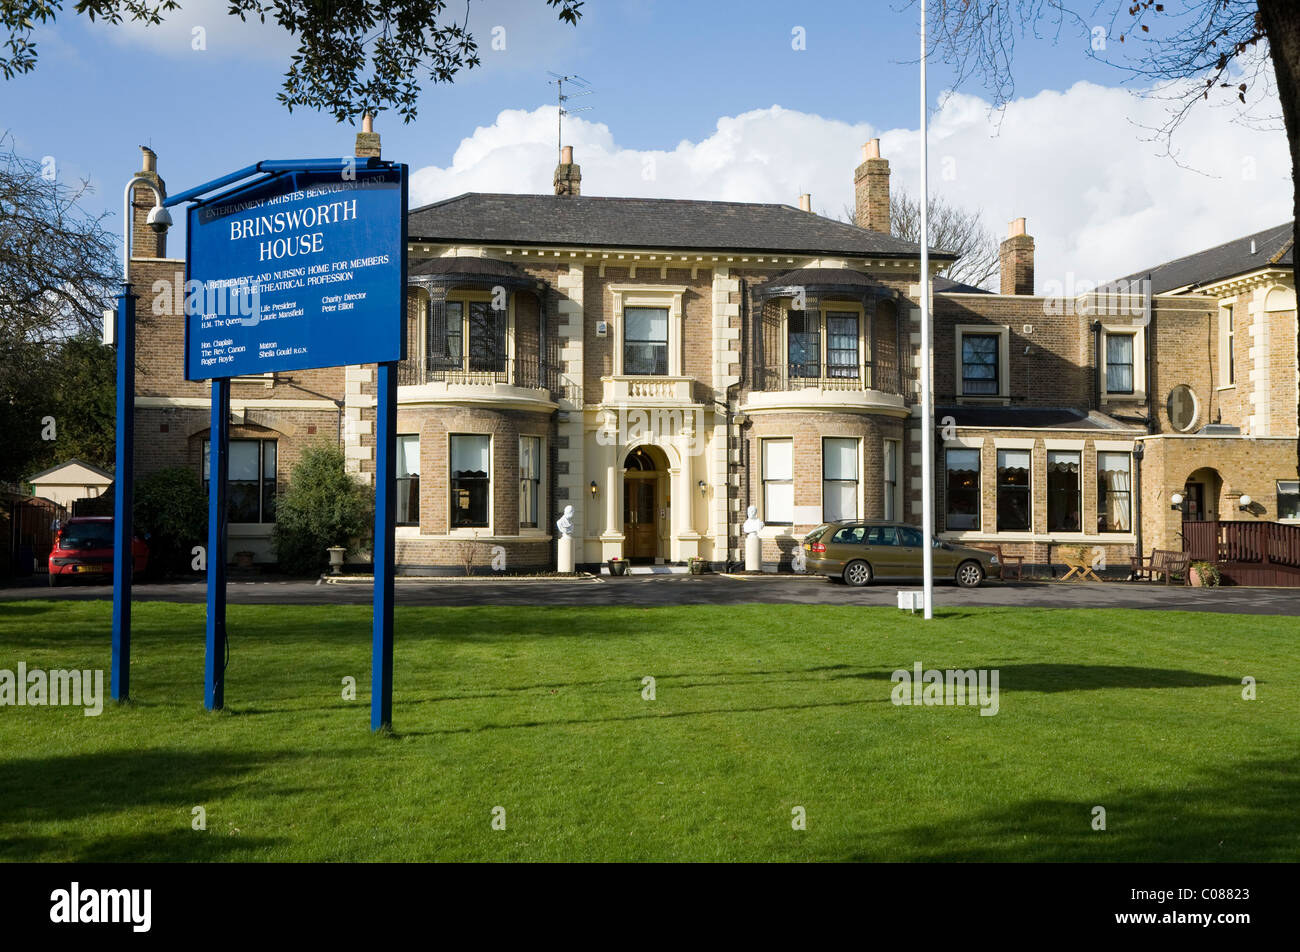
[[933, 275, 992, 294], [408, 255, 537, 283], [407, 193, 956, 260], [1114, 221, 1294, 294], [936, 406, 1138, 431]]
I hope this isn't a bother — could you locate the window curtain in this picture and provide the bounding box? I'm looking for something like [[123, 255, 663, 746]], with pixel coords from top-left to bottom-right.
[[1098, 452, 1131, 531], [1106, 334, 1134, 392]]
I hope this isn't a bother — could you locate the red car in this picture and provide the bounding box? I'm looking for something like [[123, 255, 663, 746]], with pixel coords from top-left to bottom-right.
[[47, 517, 148, 587]]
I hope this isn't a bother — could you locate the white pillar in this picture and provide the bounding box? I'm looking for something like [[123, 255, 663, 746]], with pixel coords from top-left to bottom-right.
[[557, 534, 574, 573]]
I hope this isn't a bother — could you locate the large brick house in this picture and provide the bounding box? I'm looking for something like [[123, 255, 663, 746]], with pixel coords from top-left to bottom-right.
[[125, 126, 1300, 578]]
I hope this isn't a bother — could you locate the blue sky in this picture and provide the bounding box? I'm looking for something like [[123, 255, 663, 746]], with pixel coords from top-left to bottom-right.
[[2, 0, 1291, 284]]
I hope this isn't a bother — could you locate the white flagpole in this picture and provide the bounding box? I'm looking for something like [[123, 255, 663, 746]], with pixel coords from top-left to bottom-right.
[[919, 0, 935, 619]]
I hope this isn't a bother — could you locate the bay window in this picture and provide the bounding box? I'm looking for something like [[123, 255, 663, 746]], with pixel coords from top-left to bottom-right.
[[450, 435, 490, 528], [822, 438, 859, 521], [762, 438, 794, 525], [396, 435, 420, 526], [519, 436, 542, 529]]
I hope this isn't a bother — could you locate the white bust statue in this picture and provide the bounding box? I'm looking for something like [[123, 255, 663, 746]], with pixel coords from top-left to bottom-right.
[[742, 505, 764, 536], [556, 505, 575, 537]]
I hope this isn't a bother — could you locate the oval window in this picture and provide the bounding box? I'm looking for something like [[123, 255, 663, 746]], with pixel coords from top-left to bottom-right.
[[1167, 385, 1199, 432]]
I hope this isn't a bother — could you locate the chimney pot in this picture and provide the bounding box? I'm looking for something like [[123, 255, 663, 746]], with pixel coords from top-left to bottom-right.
[[554, 145, 581, 197], [854, 143, 890, 233], [798, 193, 812, 212], [355, 113, 381, 159], [140, 146, 157, 173], [999, 217, 1035, 295]]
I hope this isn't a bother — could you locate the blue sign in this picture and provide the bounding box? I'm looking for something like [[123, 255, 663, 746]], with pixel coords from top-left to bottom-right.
[[185, 164, 407, 380]]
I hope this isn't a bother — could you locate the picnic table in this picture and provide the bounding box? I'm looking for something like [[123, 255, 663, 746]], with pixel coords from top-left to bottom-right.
[[1059, 548, 1103, 582]]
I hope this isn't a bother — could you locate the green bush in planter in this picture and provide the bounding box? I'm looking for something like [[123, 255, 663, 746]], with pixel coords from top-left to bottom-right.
[[273, 445, 373, 575]]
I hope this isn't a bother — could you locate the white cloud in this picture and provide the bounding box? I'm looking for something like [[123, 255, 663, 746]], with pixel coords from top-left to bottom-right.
[[105, 0, 296, 60], [409, 81, 1292, 285]]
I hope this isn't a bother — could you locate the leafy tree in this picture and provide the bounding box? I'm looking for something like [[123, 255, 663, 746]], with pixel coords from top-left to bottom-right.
[[1, 1, 584, 123], [0, 134, 117, 483], [134, 467, 207, 576], [910, 0, 1300, 455], [273, 444, 373, 574]]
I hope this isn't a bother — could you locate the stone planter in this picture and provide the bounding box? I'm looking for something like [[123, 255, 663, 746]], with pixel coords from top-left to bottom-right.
[[608, 559, 629, 576], [327, 546, 347, 575], [688, 559, 705, 575]]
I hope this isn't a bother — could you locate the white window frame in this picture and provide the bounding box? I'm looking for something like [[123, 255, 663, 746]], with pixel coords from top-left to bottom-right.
[[609, 286, 686, 377], [1217, 302, 1236, 389], [448, 433, 493, 536], [883, 438, 902, 522], [1278, 480, 1300, 522], [421, 288, 516, 375], [761, 437, 794, 526], [954, 324, 1010, 401], [821, 437, 861, 522], [518, 435, 547, 533], [783, 300, 869, 383], [1099, 323, 1146, 403]]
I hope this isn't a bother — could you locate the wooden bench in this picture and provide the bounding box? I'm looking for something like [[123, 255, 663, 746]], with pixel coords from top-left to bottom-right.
[[1130, 548, 1190, 585], [974, 544, 1025, 581]]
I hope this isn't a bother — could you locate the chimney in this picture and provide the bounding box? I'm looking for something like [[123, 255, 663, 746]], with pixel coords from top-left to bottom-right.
[[999, 218, 1035, 295], [131, 146, 167, 259], [355, 112, 381, 159], [798, 193, 812, 212], [853, 139, 890, 233], [554, 144, 581, 196]]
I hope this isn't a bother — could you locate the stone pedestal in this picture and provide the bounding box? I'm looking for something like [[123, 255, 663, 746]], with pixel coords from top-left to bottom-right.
[[745, 533, 762, 572], [558, 534, 575, 574]]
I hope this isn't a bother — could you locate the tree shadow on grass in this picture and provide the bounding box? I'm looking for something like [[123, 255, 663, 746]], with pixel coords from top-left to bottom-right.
[[846, 663, 1243, 693], [399, 696, 893, 737], [0, 749, 297, 861], [837, 753, 1300, 862]]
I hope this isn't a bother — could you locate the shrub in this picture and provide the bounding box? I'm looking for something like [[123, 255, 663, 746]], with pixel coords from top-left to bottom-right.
[[134, 467, 208, 576], [272, 445, 373, 574]]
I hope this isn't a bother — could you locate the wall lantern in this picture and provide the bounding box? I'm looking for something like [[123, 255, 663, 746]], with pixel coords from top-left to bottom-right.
[[698, 479, 707, 497], [589, 480, 598, 497], [1238, 494, 1253, 511], [1170, 492, 1184, 512]]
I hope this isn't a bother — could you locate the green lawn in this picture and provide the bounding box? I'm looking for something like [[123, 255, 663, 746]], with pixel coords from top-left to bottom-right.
[[0, 600, 1296, 862]]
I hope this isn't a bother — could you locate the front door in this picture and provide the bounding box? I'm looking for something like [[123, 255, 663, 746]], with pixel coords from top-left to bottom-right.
[[624, 479, 657, 560], [1183, 482, 1205, 521]]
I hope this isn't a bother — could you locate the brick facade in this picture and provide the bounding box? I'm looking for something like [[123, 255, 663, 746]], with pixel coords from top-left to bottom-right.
[[125, 141, 1298, 577]]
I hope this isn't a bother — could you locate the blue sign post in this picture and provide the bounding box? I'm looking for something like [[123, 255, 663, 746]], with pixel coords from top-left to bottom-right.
[[175, 158, 407, 728], [110, 284, 136, 702]]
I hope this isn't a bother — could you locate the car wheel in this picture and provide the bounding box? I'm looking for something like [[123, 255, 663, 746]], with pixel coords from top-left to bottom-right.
[[956, 560, 984, 588], [843, 560, 873, 587]]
